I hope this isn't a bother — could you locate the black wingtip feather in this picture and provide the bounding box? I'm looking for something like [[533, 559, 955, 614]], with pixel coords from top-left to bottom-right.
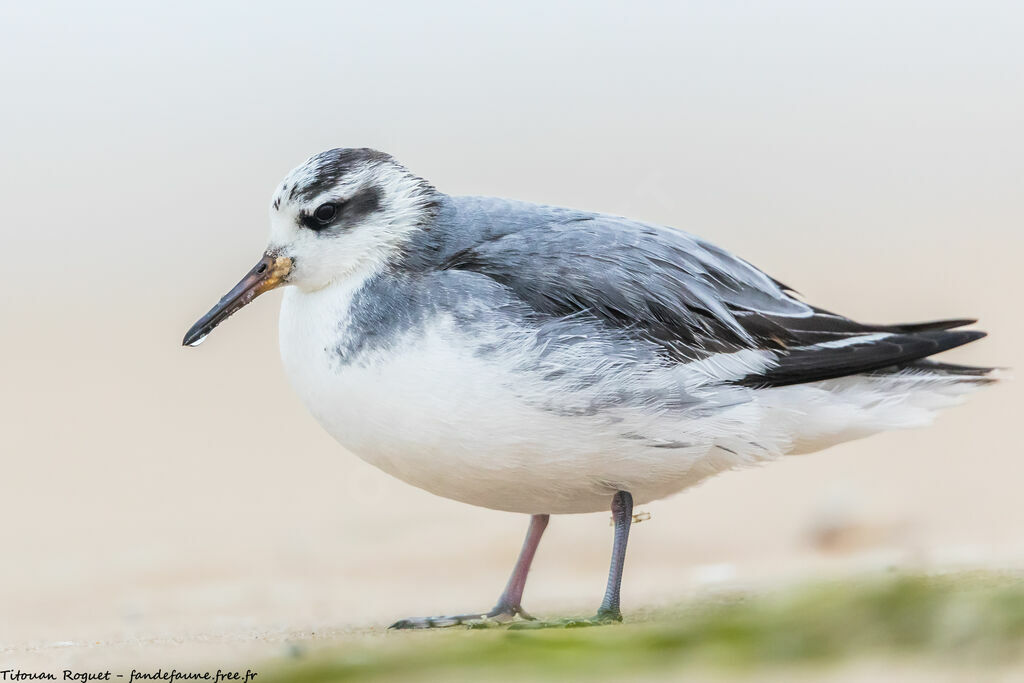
[[735, 327, 989, 389], [893, 318, 979, 333]]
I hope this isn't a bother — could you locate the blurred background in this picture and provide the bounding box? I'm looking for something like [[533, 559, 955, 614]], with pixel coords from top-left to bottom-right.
[[1, 0, 1021, 671]]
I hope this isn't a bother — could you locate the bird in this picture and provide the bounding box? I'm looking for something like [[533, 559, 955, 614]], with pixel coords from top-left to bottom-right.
[[183, 148, 995, 628]]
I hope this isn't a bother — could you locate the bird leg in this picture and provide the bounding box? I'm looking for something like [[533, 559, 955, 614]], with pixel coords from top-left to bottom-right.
[[596, 490, 633, 622], [510, 490, 634, 629], [389, 513, 549, 629]]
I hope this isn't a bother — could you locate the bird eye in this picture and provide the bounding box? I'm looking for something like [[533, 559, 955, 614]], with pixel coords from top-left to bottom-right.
[[313, 203, 338, 224]]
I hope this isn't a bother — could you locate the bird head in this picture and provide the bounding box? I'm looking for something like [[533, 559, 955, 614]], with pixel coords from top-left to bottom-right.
[[182, 148, 438, 347]]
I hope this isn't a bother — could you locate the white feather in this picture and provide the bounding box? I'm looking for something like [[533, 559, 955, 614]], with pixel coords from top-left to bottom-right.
[[278, 278, 988, 514]]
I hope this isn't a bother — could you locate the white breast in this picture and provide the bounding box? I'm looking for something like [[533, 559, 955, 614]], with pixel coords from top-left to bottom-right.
[[278, 281, 984, 514], [277, 279, 763, 513]]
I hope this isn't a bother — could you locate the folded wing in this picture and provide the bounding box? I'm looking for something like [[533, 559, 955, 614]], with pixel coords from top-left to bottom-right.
[[440, 212, 987, 386]]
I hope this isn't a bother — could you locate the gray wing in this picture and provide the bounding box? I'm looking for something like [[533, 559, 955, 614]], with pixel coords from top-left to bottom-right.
[[438, 210, 984, 384], [440, 213, 813, 357]]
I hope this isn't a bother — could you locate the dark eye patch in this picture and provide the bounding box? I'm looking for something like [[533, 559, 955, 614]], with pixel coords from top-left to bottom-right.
[[299, 187, 382, 233], [344, 186, 382, 220]]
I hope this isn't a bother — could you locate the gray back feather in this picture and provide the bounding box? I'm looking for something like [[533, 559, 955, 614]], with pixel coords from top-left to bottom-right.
[[406, 196, 813, 359]]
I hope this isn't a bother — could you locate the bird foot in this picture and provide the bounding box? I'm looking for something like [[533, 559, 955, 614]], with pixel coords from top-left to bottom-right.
[[506, 609, 622, 630], [389, 603, 535, 629]]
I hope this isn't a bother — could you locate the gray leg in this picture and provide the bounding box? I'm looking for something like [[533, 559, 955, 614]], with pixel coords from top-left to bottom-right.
[[508, 490, 634, 629], [389, 514, 549, 629], [596, 490, 633, 622]]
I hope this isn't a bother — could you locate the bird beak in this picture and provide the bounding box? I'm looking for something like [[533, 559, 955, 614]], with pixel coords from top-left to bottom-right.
[[182, 252, 293, 347]]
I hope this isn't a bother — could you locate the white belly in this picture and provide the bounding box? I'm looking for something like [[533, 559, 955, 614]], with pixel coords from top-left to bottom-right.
[[277, 284, 753, 513], [278, 284, 981, 514]]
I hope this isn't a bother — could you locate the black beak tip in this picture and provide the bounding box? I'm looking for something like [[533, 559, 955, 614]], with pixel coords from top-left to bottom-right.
[[182, 325, 208, 348]]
